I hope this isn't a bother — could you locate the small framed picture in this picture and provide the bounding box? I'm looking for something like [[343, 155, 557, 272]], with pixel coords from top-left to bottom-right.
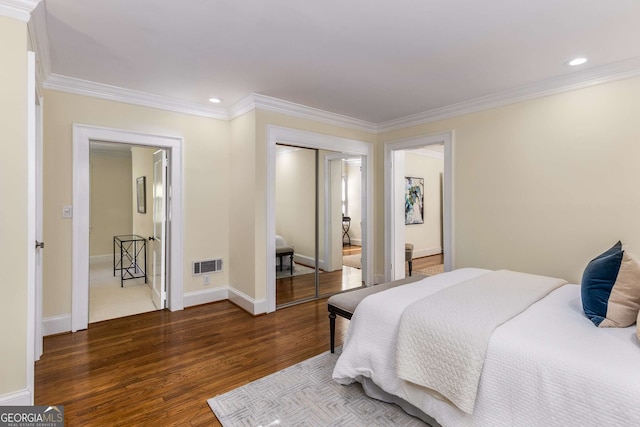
[[136, 176, 146, 214]]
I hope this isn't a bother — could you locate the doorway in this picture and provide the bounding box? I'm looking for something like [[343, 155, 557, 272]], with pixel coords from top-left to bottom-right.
[[384, 132, 453, 282], [88, 142, 164, 323], [71, 125, 184, 332]]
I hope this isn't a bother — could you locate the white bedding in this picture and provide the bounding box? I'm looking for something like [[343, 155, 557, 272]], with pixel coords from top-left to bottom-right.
[[396, 270, 566, 414], [333, 268, 640, 427]]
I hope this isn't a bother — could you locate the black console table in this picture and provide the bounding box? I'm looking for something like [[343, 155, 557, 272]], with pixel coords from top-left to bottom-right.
[[342, 216, 351, 246], [113, 234, 147, 287]]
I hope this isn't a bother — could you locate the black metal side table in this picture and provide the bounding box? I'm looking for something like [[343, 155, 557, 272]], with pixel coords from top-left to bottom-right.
[[342, 216, 351, 246], [113, 234, 147, 287]]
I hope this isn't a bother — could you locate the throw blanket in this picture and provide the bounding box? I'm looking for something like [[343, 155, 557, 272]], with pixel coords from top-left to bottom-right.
[[396, 269, 567, 414]]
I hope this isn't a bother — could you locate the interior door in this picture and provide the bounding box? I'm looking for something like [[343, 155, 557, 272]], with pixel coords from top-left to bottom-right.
[[151, 149, 167, 309]]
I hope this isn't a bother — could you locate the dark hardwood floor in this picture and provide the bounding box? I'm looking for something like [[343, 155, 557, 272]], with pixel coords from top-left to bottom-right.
[[35, 299, 349, 426], [35, 252, 443, 426], [276, 246, 364, 306]]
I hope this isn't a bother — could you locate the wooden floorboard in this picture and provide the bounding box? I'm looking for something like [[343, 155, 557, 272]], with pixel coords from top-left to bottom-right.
[[35, 252, 443, 426], [35, 299, 349, 426]]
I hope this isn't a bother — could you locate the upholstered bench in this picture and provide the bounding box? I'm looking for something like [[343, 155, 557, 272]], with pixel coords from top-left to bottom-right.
[[327, 274, 425, 353], [276, 246, 294, 274]]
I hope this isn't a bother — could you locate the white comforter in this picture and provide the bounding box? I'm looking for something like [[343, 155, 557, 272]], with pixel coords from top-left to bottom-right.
[[333, 268, 640, 427]]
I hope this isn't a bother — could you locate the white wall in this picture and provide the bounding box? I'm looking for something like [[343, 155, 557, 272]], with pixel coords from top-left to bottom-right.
[[404, 151, 443, 258]]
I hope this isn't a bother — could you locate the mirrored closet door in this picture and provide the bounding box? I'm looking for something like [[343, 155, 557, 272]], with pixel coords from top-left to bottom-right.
[[275, 144, 363, 308]]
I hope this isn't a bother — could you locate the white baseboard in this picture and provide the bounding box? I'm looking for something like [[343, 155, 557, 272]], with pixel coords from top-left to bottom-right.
[[183, 287, 228, 307], [227, 287, 267, 315], [90, 254, 111, 264], [293, 254, 325, 270], [43, 314, 71, 336], [349, 239, 362, 246], [0, 389, 32, 406], [413, 247, 443, 259]]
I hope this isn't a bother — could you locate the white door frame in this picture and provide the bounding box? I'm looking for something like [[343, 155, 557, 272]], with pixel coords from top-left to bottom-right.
[[72, 124, 184, 332], [267, 126, 373, 313], [26, 51, 36, 404], [323, 153, 362, 272], [384, 131, 454, 282]]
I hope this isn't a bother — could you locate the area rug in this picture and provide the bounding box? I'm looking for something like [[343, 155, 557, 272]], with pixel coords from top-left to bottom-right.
[[342, 254, 361, 269], [276, 263, 316, 279], [208, 350, 428, 426], [414, 264, 444, 276]]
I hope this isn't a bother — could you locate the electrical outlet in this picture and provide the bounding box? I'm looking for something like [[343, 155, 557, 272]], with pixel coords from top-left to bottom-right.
[[203, 275, 210, 286]]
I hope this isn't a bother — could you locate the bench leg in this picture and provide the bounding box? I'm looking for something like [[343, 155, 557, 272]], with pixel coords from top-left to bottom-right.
[[329, 312, 336, 353], [409, 260, 413, 276], [290, 254, 293, 275]]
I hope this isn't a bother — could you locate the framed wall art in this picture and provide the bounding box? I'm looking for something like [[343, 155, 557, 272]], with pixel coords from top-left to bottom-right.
[[405, 177, 424, 225]]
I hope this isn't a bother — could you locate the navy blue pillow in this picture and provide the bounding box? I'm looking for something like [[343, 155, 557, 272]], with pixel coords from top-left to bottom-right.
[[581, 248, 623, 326]]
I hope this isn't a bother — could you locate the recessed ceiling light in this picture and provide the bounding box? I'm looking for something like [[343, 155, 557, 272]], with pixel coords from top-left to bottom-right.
[[567, 57, 587, 66], [208, 97, 222, 104]]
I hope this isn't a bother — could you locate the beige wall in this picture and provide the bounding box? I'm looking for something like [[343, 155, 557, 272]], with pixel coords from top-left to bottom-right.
[[404, 152, 443, 256], [89, 154, 133, 256], [379, 76, 640, 284], [131, 147, 155, 240], [228, 110, 257, 298], [42, 90, 230, 319], [0, 16, 28, 398], [275, 147, 316, 263]]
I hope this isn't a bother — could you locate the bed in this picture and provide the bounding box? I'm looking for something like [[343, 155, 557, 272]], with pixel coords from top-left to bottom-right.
[[332, 268, 640, 427]]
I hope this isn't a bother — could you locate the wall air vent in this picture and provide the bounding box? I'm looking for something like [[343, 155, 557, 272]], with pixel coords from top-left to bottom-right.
[[192, 258, 223, 275]]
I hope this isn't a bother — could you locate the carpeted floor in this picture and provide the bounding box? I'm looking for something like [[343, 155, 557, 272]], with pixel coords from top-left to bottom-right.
[[208, 350, 428, 426], [414, 264, 445, 276], [342, 254, 361, 269], [276, 263, 316, 279]]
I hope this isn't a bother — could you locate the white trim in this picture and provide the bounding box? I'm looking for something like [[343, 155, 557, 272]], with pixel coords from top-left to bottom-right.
[[26, 51, 35, 404], [378, 57, 640, 133], [227, 287, 267, 315], [267, 125, 374, 312], [39, 55, 640, 133], [27, 2, 50, 91], [42, 314, 71, 336], [293, 254, 325, 271], [0, 389, 32, 406], [384, 132, 454, 282], [45, 74, 228, 120], [0, 0, 40, 22], [349, 239, 362, 246], [72, 124, 184, 332], [229, 93, 378, 133], [413, 247, 443, 259], [183, 287, 228, 308]]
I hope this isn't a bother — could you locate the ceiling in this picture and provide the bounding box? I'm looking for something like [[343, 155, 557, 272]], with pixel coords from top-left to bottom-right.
[[36, 0, 640, 125]]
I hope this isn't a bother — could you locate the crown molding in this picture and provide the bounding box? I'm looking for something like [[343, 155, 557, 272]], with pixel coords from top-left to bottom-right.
[[377, 56, 640, 134], [27, 1, 50, 92], [43, 74, 229, 120], [40, 56, 640, 133], [0, 0, 40, 22], [229, 93, 378, 133]]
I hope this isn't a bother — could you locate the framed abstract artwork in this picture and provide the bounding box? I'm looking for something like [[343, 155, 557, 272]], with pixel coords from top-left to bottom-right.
[[405, 177, 424, 225]]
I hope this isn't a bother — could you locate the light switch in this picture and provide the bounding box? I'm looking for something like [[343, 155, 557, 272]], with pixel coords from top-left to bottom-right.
[[62, 205, 73, 218]]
